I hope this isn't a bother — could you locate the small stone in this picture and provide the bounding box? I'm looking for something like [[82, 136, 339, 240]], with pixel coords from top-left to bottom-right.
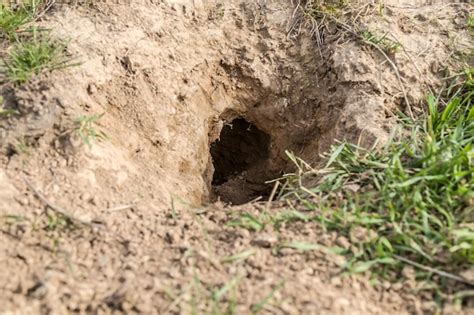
[[228, 266, 237, 275], [76, 212, 93, 223], [278, 248, 293, 256], [251, 233, 277, 248], [332, 254, 347, 267], [80, 192, 91, 201], [239, 228, 250, 238], [16, 196, 29, 206], [460, 268, 474, 282], [89, 196, 98, 206], [352, 281, 361, 291], [165, 231, 177, 244], [392, 282, 403, 291], [303, 267, 313, 275], [345, 184, 360, 193], [289, 262, 304, 271], [281, 301, 298, 314], [336, 236, 351, 249], [421, 301, 437, 312], [350, 226, 377, 243], [58, 158, 67, 168], [332, 297, 350, 311], [330, 276, 342, 287], [87, 84, 97, 94]]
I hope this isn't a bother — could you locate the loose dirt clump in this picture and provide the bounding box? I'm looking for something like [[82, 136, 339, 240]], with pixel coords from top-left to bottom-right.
[[0, 0, 472, 314]]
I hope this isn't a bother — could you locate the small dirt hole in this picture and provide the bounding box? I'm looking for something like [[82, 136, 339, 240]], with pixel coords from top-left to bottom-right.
[[210, 118, 271, 204]]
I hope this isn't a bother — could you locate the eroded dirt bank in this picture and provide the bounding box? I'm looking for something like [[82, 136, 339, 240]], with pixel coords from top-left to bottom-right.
[[0, 0, 472, 314]]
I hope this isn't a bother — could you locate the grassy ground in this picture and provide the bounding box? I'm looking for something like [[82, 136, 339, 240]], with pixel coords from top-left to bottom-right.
[[282, 1, 474, 306], [0, 1, 73, 85], [228, 64, 473, 308], [278, 63, 473, 302], [287, 0, 474, 303], [229, 1, 473, 306]]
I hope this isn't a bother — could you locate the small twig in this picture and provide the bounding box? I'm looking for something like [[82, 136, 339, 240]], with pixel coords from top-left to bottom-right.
[[103, 204, 135, 213], [289, 0, 301, 26], [393, 254, 474, 286], [300, 185, 318, 199], [311, 18, 324, 59], [23, 177, 81, 223], [266, 181, 280, 210], [240, 196, 263, 206], [23, 177, 128, 243]]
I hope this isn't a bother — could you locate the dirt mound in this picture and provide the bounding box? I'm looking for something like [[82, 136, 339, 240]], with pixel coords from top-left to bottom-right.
[[4, 0, 464, 207], [0, 0, 472, 314]]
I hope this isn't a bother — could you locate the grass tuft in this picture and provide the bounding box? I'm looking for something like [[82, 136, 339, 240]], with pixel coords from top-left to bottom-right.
[[73, 113, 108, 146], [360, 29, 401, 54], [0, 3, 32, 38], [305, 0, 349, 19], [0, 1, 49, 39], [280, 67, 474, 296], [1, 29, 75, 84]]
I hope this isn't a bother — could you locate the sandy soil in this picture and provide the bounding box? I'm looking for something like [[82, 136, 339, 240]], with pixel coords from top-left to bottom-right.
[[0, 0, 472, 314]]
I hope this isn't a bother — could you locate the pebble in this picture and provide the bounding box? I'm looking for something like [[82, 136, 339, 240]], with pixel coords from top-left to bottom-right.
[[332, 254, 347, 267], [351, 281, 361, 291], [57, 158, 67, 168], [336, 236, 351, 249], [251, 233, 277, 248], [87, 84, 97, 95], [278, 248, 293, 256], [330, 276, 342, 287], [165, 231, 177, 244], [80, 192, 91, 201], [16, 196, 29, 206], [239, 228, 250, 238], [281, 301, 298, 314], [460, 268, 474, 282], [392, 282, 403, 291], [89, 196, 98, 206], [332, 297, 350, 310]]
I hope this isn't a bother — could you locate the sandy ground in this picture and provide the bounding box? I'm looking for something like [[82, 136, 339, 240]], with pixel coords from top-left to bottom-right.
[[0, 0, 473, 314]]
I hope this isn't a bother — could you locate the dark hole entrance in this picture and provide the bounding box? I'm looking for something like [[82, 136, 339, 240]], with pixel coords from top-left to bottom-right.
[[210, 118, 271, 204]]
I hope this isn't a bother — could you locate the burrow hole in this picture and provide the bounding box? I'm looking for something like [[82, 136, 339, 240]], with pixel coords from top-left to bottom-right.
[[210, 118, 272, 204]]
